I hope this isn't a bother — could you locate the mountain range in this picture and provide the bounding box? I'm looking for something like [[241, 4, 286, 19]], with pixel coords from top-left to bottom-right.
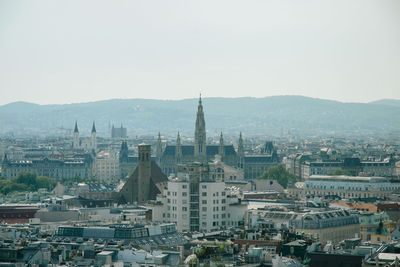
[[0, 96, 399, 138]]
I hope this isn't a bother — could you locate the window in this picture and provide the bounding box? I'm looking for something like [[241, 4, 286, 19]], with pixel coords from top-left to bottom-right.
[[202, 207, 207, 211], [202, 192, 207, 196], [202, 200, 207, 204], [182, 185, 187, 189], [202, 185, 207, 189], [182, 192, 187, 197]]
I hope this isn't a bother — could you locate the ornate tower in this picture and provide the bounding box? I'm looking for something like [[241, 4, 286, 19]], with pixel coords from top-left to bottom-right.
[[237, 132, 244, 169], [73, 121, 79, 149], [119, 141, 129, 163], [137, 144, 151, 204], [91, 121, 97, 152], [156, 132, 163, 165], [176, 132, 182, 165], [194, 95, 207, 162], [218, 132, 225, 161]]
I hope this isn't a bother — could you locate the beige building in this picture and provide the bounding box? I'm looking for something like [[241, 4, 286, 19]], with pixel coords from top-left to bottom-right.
[[288, 175, 400, 199], [93, 150, 119, 182]]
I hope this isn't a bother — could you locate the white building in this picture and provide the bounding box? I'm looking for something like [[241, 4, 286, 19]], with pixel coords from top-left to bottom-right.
[[150, 162, 247, 232], [93, 150, 119, 182], [288, 175, 400, 199]]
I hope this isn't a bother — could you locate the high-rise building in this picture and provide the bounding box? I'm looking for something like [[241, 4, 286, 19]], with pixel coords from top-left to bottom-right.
[[150, 162, 247, 232]]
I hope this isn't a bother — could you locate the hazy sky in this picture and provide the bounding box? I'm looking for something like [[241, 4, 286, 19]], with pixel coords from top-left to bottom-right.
[[0, 0, 399, 105]]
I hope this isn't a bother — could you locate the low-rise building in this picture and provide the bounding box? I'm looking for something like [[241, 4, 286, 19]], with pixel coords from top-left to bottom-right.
[[288, 175, 400, 199]]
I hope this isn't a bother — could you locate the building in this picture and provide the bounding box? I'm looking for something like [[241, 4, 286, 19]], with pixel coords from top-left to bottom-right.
[[1, 153, 93, 179], [150, 162, 248, 232], [111, 124, 127, 139], [92, 150, 119, 182], [0, 205, 39, 224], [118, 140, 138, 179], [288, 175, 400, 199], [119, 144, 168, 204], [158, 96, 280, 179], [247, 207, 360, 244], [72, 121, 97, 152]]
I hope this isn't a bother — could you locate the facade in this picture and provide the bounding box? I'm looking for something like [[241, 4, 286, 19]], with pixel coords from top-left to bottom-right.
[[72, 121, 97, 152], [247, 207, 360, 243], [92, 151, 119, 182], [1, 153, 93, 179], [289, 155, 397, 180], [359, 211, 391, 241], [290, 210, 360, 243], [150, 162, 248, 232], [111, 124, 127, 139], [158, 96, 280, 179], [288, 175, 400, 199]]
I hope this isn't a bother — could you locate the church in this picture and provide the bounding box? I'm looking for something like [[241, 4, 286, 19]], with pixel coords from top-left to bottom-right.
[[156, 96, 280, 179]]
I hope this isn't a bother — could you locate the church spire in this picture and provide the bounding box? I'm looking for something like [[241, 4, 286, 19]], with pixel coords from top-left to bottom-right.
[[74, 121, 79, 133], [237, 132, 244, 169], [219, 132, 225, 161], [194, 95, 206, 162], [156, 132, 163, 165], [91, 121, 96, 133], [176, 132, 182, 165], [73, 121, 80, 149]]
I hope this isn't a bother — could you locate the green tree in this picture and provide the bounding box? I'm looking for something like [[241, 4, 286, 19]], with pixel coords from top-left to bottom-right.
[[16, 172, 37, 188], [258, 164, 296, 188]]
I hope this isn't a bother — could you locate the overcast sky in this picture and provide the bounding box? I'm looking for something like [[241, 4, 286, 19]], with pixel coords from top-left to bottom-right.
[[0, 0, 399, 105]]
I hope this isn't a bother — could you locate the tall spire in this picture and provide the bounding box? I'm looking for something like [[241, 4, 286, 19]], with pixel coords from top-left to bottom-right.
[[177, 132, 181, 146], [156, 132, 163, 165], [176, 132, 182, 165], [194, 95, 207, 162], [219, 132, 225, 161], [73, 121, 80, 149], [91, 121, 97, 152], [237, 132, 244, 169]]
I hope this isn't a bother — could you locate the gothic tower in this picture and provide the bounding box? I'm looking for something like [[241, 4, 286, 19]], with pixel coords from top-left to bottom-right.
[[176, 132, 182, 165], [137, 144, 151, 204], [237, 132, 244, 169], [91, 121, 97, 152], [194, 95, 207, 162], [218, 132, 225, 161], [119, 141, 129, 163], [73, 121, 80, 149], [156, 132, 163, 165]]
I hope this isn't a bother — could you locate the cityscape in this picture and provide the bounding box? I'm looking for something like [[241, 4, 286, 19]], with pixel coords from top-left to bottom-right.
[[1, 1, 400, 267], [0, 96, 400, 267]]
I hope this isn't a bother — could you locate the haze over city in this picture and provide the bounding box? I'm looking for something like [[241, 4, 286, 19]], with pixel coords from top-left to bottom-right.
[[1, 0, 400, 105], [2, 1, 400, 266]]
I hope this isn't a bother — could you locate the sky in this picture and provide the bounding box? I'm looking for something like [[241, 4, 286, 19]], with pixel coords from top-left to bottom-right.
[[0, 0, 399, 105]]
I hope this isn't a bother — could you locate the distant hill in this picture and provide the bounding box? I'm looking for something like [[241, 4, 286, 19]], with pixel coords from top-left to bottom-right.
[[370, 99, 400, 107], [0, 96, 399, 138]]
